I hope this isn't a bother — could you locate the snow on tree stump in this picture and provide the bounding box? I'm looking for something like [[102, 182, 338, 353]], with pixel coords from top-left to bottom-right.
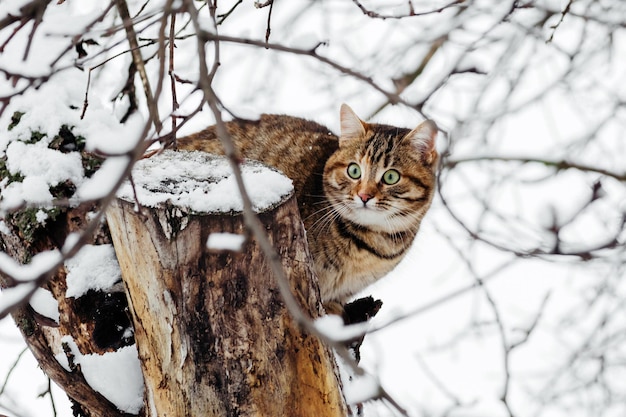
[[106, 151, 347, 417]]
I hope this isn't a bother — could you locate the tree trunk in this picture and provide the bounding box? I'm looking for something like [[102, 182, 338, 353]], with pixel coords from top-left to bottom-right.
[[105, 153, 347, 417], [0, 202, 137, 417]]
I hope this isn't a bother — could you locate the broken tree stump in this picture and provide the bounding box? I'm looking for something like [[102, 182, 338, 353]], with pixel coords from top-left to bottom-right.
[[106, 151, 347, 417]]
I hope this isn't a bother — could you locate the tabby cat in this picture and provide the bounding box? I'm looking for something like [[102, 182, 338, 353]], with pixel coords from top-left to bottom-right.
[[177, 104, 438, 306]]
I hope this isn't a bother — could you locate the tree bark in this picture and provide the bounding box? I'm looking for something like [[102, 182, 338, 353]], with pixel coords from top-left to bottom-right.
[[106, 159, 347, 416], [0, 203, 137, 417]]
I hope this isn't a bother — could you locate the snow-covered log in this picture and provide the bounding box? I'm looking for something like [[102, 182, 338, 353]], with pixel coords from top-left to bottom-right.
[[106, 151, 347, 417]]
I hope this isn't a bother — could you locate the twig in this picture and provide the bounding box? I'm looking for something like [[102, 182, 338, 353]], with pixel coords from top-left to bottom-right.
[[115, 0, 162, 133], [37, 378, 58, 417], [368, 35, 448, 118], [168, 11, 179, 143], [437, 161, 625, 260], [475, 275, 514, 416], [368, 259, 517, 334], [508, 292, 551, 351], [205, 1, 221, 85], [132, 0, 151, 19], [197, 32, 422, 115], [80, 42, 155, 120], [217, 0, 243, 25], [186, 0, 322, 343], [445, 155, 626, 183], [380, 386, 409, 416], [0, 0, 52, 59], [264, 0, 274, 44], [0, 347, 28, 396], [0, 19, 30, 53], [151, 0, 180, 128], [415, 352, 466, 409], [351, 0, 465, 20], [0, 68, 50, 118], [547, 0, 574, 43], [21, 1, 47, 60], [49, 1, 116, 68]]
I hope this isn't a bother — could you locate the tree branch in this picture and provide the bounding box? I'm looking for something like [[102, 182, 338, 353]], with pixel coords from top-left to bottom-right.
[[115, 0, 162, 133], [197, 31, 424, 115], [445, 155, 626, 182], [547, 0, 574, 43], [351, 0, 465, 20]]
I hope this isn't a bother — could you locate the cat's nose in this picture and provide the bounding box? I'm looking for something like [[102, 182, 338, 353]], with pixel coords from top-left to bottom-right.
[[358, 193, 374, 203]]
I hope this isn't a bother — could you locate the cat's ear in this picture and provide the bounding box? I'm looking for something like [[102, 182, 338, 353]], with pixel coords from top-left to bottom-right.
[[339, 104, 366, 146], [405, 120, 438, 165]]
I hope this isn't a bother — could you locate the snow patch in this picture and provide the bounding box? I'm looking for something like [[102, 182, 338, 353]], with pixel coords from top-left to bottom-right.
[[77, 156, 131, 201], [0, 282, 37, 313], [117, 150, 293, 214], [1, 177, 53, 209], [35, 209, 48, 224], [29, 287, 60, 323], [314, 314, 369, 343], [54, 347, 72, 373], [82, 112, 144, 155], [65, 244, 122, 298], [206, 232, 246, 251], [0, 250, 61, 282], [343, 373, 382, 404], [0, 67, 145, 213], [80, 345, 144, 414], [1, 141, 85, 210], [6, 140, 84, 184], [58, 336, 144, 414], [62, 232, 80, 253], [5, 141, 82, 184], [0, 220, 10, 235]]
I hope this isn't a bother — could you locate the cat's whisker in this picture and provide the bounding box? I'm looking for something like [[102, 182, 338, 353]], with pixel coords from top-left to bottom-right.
[[306, 203, 342, 232]]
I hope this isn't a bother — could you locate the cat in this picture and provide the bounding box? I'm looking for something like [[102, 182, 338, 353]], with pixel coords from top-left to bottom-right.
[[176, 104, 438, 309]]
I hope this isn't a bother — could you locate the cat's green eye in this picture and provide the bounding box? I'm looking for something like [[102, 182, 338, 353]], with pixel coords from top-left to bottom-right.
[[347, 163, 361, 179], [382, 169, 401, 185]]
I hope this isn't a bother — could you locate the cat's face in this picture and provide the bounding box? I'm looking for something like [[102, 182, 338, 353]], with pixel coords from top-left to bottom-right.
[[323, 105, 438, 232]]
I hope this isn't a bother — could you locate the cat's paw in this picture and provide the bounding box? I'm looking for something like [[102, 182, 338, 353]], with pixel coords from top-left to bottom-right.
[[342, 296, 383, 325], [323, 296, 383, 325]]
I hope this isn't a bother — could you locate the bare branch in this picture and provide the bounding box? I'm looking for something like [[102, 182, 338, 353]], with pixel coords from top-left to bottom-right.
[[197, 31, 425, 116], [0, 347, 28, 396], [0, 67, 51, 117], [37, 378, 58, 417], [351, 0, 466, 20], [217, 0, 243, 25], [0, 0, 51, 59], [547, 0, 574, 43], [263, 0, 274, 44], [368, 259, 518, 334], [49, 1, 116, 68], [114, 0, 162, 133], [168, 11, 179, 141], [445, 155, 626, 183]]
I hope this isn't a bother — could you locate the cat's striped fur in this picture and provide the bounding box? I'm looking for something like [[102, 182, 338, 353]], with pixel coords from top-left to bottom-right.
[[176, 104, 438, 304]]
